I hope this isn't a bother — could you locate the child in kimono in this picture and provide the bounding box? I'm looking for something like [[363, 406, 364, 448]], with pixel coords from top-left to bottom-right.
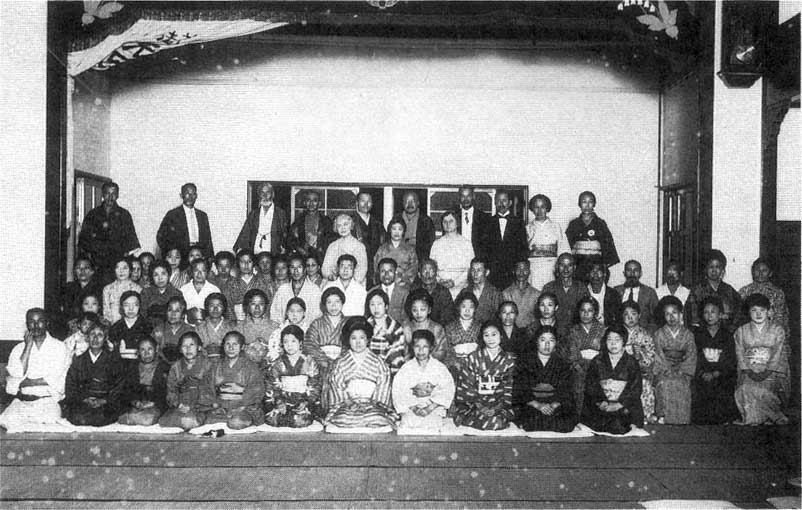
[[652, 296, 697, 424], [402, 288, 448, 363], [159, 332, 213, 430], [236, 289, 279, 365], [734, 293, 789, 425], [140, 260, 182, 325], [620, 302, 656, 421], [196, 293, 237, 359], [151, 296, 195, 363], [453, 320, 517, 431], [692, 296, 739, 425], [264, 325, 322, 428], [365, 288, 407, 374], [581, 325, 644, 434], [324, 318, 397, 429], [266, 297, 310, 365], [304, 287, 347, 374], [64, 312, 98, 362], [567, 296, 606, 413], [565, 191, 619, 283], [108, 290, 150, 363], [200, 331, 266, 430], [392, 329, 456, 431], [444, 291, 482, 372], [102, 257, 143, 324], [118, 337, 170, 426], [513, 325, 577, 433]]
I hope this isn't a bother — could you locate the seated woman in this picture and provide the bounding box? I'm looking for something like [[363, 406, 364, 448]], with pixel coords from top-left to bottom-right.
[[266, 297, 310, 364], [403, 289, 448, 364], [513, 325, 577, 432], [652, 296, 697, 424], [196, 293, 237, 359], [64, 312, 98, 363], [102, 257, 143, 324], [159, 332, 213, 430], [321, 214, 369, 285], [524, 292, 570, 357], [118, 337, 170, 426], [392, 329, 455, 430], [324, 317, 397, 429], [692, 296, 739, 425], [151, 296, 196, 363], [365, 288, 407, 374], [200, 331, 266, 430], [140, 260, 182, 325], [734, 293, 790, 425], [498, 301, 529, 356], [270, 255, 291, 296], [64, 323, 127, 426], [236, 289, 279, 365], [453, 320, 517, 431], [430, 210, 474, 299], [620, 302, 657, 422], [373, 217, 419, 287], [567, 296, 606, 413], [581, 325, 644, 434], [130, 256, 146, 289], [304, 287, 347, 374], [444, 291, 482, 372], [738, 258, 790, 336], [108, 290, 151, 363], [264, 325, 322, 428]]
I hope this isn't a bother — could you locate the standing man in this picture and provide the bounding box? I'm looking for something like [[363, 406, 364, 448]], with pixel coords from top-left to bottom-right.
[[352, 192, 384, 288], [400, 191, 436, 262], [78, 181, 140, 283], [234, 182, 289, 256], [156, 183, 214, 261], [287, 190, 333, 261], [484, 190, 527, 289], [454, 185, 490, 259]]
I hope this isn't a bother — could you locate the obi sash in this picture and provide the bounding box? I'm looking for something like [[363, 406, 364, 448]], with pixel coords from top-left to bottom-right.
[[453, 342, 478, 357], [477, 375, 501, 395], [282, 375, 309, 394], [600, 378, 627, 402], [663, 349, 686, 364], [118, 339, 138, 360], [88, 377, 111, 398], [746, 347, 771, 367], [573, 240, 602, 256], [346, 378, 377, 399], [580, 349, 599, 361], [369, 337, 391, 357], [531, 383, 555, 400], [529, 243, 558, 258], [702, 347, 722, 363], [322, 345, 342, 360]]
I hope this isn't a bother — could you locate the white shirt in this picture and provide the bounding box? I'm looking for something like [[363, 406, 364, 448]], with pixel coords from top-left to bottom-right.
[[461, 207, 474, 242], [180, 280, 221, 310], [656, 284, 690, 305], [382, 282, 396, 302], [183, 205, 199, 244], [588, 284, 607, 324], [270, 280, 323, 323], [497, 212, 509, 239], [622, 286, 640, 303], [324, 278, 368, 317], [254, 204, 275, 254], [5, 334, 68, 399], [89, 350, 102, 364]]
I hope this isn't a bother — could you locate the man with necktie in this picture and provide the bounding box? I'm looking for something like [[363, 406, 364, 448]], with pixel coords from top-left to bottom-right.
[[614, 259, 659, 332], [454, 185, 490, 260], [157, 183, 214, 261]]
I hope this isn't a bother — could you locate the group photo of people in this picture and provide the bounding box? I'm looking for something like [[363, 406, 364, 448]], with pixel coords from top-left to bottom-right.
[[1, 181, 792, 436]]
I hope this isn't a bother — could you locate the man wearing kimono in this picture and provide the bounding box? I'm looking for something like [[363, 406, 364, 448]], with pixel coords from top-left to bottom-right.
[[464, 258, 503, 324], [287, 190, 334, 262], [400, 191, 436, 262], [234, 182, 288, 255]]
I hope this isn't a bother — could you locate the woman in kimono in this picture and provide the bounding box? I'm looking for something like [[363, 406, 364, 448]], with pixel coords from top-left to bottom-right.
[[403, 289, 448, 363], [158, 332, 214, 430], [513, 325, 577, 432], [692, 296, 739, 425], [453, 320, 517, 430], [108, 290, 151, 364], [196, 293, 237, 359], [304, 287, 347, 374], [200, 331, 265, 430], [443, 291, 483, 372], [266, 297, 310, 364], [566, 296, 606, 413], [102, 257, 143, 324], [524, 292, 570, 357], [165, 248, 190, 291], [738, 258, 790, 336], [498, 301, 529, 355], [581, 325, 644, 434], [140, 261, 182, 326], [652, 296, 697, 424], [151, 296, 195, 363], [734, 293, 789, 425], [392, 329, 455, 430], [620, 302, 657, 421], [365, 288, 407, 374], [324, 317, 397, 429], [686, 249, 743, 331], [236, 289, 280, 365], [373, 217, 419, 287], [118, 337, 170, 426], [526, 194, 568, 291], [565, 191, 619, 283], [264, 325, 322, 427]]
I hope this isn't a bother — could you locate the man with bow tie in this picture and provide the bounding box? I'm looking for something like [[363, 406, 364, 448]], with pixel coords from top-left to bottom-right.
[[484, 190, 527, 289]]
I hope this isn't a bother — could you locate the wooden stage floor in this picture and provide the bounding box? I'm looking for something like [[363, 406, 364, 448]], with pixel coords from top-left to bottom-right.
[[1, 424, 800, 509]]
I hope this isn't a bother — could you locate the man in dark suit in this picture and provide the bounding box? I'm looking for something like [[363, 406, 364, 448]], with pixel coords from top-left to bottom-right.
[[352, 192, 385, 287], [370, 258, 410, 322], [287, 190, 333, 261], [234, 182, 289, 255], [454, 185, 490, 259], [400, 191, 436, 262], [587, 258, 623, 327], [614, 259, 659, 332], [156, 183, 214, 260], [484, 190, 527, 289]]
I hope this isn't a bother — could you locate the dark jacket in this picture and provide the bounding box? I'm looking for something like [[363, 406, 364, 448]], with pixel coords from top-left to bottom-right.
[[234, 204, 289, 255], [156, 205, 214, 260], [484, 214, 528, 289], [455, 206, 491, 259]]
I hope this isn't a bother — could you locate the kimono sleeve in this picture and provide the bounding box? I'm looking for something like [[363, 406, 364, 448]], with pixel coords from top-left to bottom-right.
[[119, 209, 141, 253], [766, 325, 788, 376], [619, 357, 643, 415], [511, 356, 534, 408], [321, 242, 340, 281], [165, 362, 182, 408], [430, 361, 455, 409], [303, 319, 329, 371], [354, 242, 369, 285], [4, 343, 24, 395], [733, 326, 749, 371], [391, 361, 418, 414], [583, 358, 605, 409], [151, 362, 171, 411], [303, 356, 323, 403], [678, 330, 697, 378], [240, 360, 266, 407], [597, 218, 619, 267]]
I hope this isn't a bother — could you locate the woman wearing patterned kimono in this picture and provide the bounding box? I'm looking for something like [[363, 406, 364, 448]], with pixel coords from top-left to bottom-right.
[[738, 258, 790, 336], [513, 326, 577, 432], [402, 289, 448, 363], [526, 195, 568, 291], [304, 287, 347, 374], [200, 331, 266, 430], [453, 320, 517, 430], [150, 296, 195, 363], [392, 329, 455, 430], [443, 291, 483, 373], [118, 337, 170, 426], [582, 325, 644, 434], [565, 191, 619, 283], [652, 296, 697, 424], [196, 293, 237, 359], [264, 325, 322, 427], [734, 294, 789, 425], [236, 289, 280, 365], [692, 297, 739, 425], [566, 296, 606, 413], [620, 302, 657, 421], [366, 288, 407, 374], [266, 297, 310, 365], [324, 318, 397, 429], [159, 332, 214, 430], [373, 217, 419, 287]]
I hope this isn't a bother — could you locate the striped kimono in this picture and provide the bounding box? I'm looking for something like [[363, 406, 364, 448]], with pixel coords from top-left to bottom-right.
[[653, 325, 697, 424], [566, 321, 606, 413], [324, 349, 397, 428], [367, 315, 407, 374], [196, 318, 238, 359], [624, 326, 656, 419], [443, 319, 482, 372], [304, 314, 346, 374], [453, 348, 517, 430], [734, 322, 789, 425]]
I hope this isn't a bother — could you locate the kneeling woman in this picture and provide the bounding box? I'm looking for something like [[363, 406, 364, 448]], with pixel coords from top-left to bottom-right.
[[392, 329, 455, 430], [324, 317, 397, 429], [264, 325, 322, 428], [200, 331, 266, 430], [453, 320, 517, 431], [118, 337, 170, 426], [581, 326, 644, 434], [513, 326, 577, 433], [159, 332, 214, 430]]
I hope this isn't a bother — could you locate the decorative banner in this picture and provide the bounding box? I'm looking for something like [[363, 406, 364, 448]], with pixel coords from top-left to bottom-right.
[[67, 18, 287, 76]]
